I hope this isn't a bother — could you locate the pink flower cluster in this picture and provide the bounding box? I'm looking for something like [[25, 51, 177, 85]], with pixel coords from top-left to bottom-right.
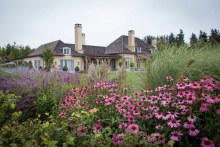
[[58, 77, 219, 146]]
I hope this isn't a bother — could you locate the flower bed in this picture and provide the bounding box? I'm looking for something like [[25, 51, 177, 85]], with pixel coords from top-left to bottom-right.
[[57, 76, 220, 146]]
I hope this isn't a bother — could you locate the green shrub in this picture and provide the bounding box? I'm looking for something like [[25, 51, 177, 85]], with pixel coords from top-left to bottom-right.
[[62, 66, 68, 71], [75, 66, 79, 72], [0, 91, 20, 126], [141, 45, 220, 89]]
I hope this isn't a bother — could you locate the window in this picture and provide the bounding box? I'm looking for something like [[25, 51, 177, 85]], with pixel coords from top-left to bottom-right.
[[34, 60, 40, 69], [136, 47, 142, 53], [125, 58, 130, 70], [63, 47, 71, 55], [60, 59, 74, 71], [137, 60, 141, 69]]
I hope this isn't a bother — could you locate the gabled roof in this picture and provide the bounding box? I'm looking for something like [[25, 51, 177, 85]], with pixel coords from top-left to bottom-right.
[[106, 35, 153, 55], [27, 40, 119, 58]]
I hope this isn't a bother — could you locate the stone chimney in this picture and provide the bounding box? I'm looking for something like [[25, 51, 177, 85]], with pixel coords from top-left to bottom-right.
[[82, 33, 85, 45], [151, 38, 157, 49], [75, 24, 83, 53], [128, 30, 135, 52]]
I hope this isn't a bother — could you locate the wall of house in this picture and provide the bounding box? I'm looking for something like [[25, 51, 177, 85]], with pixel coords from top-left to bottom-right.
[[116, 54, 137, 70], [54, 56, 84, 71], [23, 56, 44, 69]]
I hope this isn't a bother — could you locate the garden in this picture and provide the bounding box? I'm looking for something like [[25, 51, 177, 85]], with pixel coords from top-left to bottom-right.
[[0, 45, 220, 147]]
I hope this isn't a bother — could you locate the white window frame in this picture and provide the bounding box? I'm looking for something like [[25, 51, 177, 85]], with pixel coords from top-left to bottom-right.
[[125, 58, 130, 70], [136, 47, 142, 53], [63, 47, 71, 55], [34, 60, 40, 69]]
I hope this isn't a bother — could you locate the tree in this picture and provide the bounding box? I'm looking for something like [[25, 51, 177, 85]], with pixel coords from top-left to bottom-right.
[[43, 48, 54, 71], [168, 33, 176, 45], [199, 30, 208, 42], [190, 33, 198, 48], [144, 35, 155, 44], [176, 29, 185, 47], [209, 29, 220, 45]]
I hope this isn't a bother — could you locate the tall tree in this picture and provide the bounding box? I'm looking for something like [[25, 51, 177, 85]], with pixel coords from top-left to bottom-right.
[[199, 30, 208, 42], [176, 29, 185, 46], [209, 29, 220, 45], [43, 48, 54, 71], [144, 35, 155, 44], [168, 32, 176, 45], [190, 33, 198, 47]]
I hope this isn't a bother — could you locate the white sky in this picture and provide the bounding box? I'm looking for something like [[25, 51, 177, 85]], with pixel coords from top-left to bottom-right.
[[1, 0, 220, 48]]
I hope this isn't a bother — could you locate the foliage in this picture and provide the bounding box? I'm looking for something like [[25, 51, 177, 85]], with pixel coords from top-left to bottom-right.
[[63, 65, 68, 71], [141, 45, 220, 89], [88, 62, 110, 81], [1, 77, 219, 146], [75, 66, 79, 72], [130, 62, 134, 68], [0, 67, 81, 119], [0, 42, 33, 59], [0, 91, 21, 126], [43, 48, 54, 71]]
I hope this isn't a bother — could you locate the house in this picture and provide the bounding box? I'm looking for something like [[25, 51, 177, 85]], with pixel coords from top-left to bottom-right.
[[23, 24, 156, 71]]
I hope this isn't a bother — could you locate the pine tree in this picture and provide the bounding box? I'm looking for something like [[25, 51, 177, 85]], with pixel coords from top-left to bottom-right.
[[176, 29, 185, 47], [190, 33, 198, 48], [199, 30, 208, 42], [168, 33, 176, 45], [209, 29, 220, 45]]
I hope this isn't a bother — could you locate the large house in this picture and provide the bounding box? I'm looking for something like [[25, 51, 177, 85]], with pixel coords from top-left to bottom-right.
[[24, 24, 156, 71]]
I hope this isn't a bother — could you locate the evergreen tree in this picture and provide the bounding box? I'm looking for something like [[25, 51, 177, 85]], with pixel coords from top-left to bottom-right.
[[43, 48, 54, 71], [199, 30, 208, 42], [190, 33, 198, 47], [209, 29, 220, 45], [168, 32, 176, 45], [176, 29, 185, 46], [144, 35, 154, 44]]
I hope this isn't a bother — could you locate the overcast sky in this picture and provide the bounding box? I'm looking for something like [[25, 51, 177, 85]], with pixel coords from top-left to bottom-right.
[[1, 0, 220, 48]]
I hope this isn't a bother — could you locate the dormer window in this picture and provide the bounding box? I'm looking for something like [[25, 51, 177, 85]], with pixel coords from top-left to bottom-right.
[[136, 47, 142, 53], [63, 47, 71, 55]]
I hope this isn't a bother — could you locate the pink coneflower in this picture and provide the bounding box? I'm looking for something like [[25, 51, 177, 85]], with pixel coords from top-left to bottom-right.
[[133, 109, 140, 116], [166, 76, 173, 81], [189, 82, 201, 89], [59, 111, 66, 118], [128, 115, 135, 123], [140, 131, 146, 137], [155, 125, 163, 130], [176, 83, 187, 89], [167, 111, 179, 119], [216, 108, 220, 115], [187, 115, 196, 123], [145, 114, 153, 119], [119, 123, 127, 129], [77, 124, 86, 135], [147, 137, 156, 143], [183, 120, 195, 129], [68, 116, 74, 121], [112, 133, 126, 145], [155, 112, 163, 119], [200, 103, 211, 112], [170, 131, 183, 141], [167, 119, 181, 128], [142, 106, 149, 111], [127, 124, 139, 134], [188, 127, 200, 136], [201, 137, 215, 147], [115, 103, 123, 109], [177, 91, 185, 98], [105, 97, 115, 105], [93, 123, 102, 132], [206, 96, 218, 104]]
